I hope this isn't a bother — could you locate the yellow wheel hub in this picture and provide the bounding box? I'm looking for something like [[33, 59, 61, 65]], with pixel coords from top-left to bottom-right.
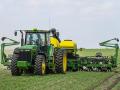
[[63, 53, 67, 73], [42, 61, 46, 75]]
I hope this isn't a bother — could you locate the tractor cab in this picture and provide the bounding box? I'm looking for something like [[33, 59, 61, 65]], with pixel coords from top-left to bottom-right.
[[13, 30, 51, 63], [25, 30, 50, 46], [14, 29, 50, 46], [1, 28, 68, 76]]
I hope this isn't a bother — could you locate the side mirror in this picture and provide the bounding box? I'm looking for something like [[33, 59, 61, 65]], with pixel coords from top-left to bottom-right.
[[14, 31, 17, 36], [1, 37, 6, 41]]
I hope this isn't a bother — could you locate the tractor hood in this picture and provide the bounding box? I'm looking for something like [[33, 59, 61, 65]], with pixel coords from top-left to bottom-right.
[[19, 45, 37, 50]]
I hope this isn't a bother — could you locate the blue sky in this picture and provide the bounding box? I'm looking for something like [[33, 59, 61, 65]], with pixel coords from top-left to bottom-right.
[[0, 0, 120, 48]]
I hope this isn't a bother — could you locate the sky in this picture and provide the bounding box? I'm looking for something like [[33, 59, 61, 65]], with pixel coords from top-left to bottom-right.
[[0, 0, 120, 48]]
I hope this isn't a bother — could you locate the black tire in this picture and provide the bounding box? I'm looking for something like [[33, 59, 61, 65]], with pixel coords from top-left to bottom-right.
[[55, 49, 67, 73], [11, 54, 22, 76], [34, 55, 46, 75]]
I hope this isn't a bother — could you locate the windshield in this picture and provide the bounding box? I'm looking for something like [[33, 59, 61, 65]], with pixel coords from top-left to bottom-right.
[[25, 33, 47, 46]]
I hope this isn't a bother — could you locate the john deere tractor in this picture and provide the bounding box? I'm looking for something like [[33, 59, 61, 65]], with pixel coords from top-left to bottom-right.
[[1, 28, 119, 75], [1, 29, 67, 76]]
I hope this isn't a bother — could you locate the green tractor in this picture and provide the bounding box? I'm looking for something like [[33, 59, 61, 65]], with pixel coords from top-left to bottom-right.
[[1, 29, 67, 76]]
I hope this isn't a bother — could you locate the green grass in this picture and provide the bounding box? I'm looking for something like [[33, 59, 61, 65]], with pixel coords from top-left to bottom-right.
[[0, 67, 114, 90], [112, 82, 120, 90], [0, 49, 119, 90]]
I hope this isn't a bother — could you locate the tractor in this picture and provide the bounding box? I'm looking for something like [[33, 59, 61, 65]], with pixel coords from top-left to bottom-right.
[[1, 29, 68, 76], [1, 28, 119, 75]]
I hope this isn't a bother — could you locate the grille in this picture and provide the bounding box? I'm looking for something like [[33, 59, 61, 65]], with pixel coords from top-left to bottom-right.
[[18, 51, 31, 61]]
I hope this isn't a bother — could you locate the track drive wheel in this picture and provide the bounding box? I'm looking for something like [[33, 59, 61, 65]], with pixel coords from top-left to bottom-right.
[[34, 55, 46, 75], [11, 54, 22, 76], [55, 49, 67, 74]]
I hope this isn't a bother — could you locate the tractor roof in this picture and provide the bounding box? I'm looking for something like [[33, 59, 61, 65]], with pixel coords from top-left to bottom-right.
[[24, 30, 50, 33]]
